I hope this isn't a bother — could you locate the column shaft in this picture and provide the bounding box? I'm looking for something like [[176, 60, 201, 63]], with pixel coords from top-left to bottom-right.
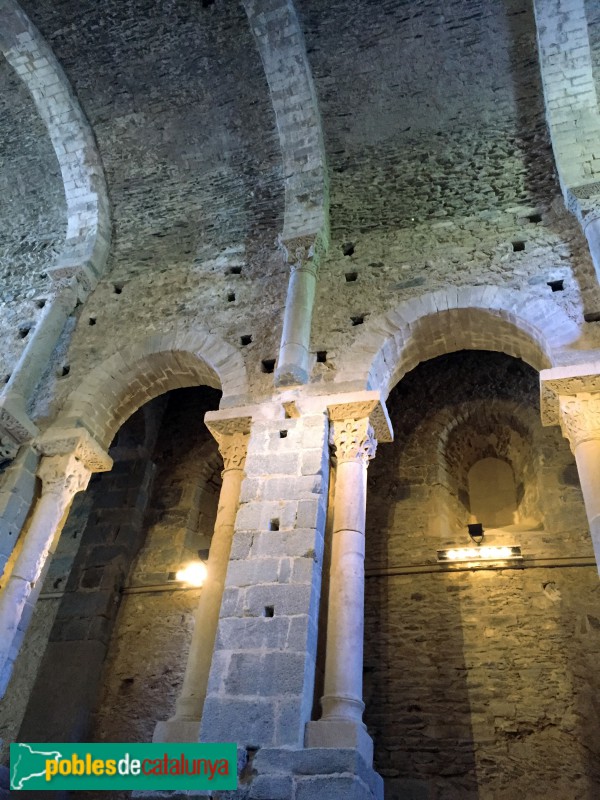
[[559, 393, 600, 571], [154, 429, 248, 742], [572, 439, 600, 562], [0, 453, 90, 695], [175, 465, 244, 719], [276, 264, 317, 386], [321, 459, 367, 722], [584, 217, 600, 287], [306, 416, 377, 764]]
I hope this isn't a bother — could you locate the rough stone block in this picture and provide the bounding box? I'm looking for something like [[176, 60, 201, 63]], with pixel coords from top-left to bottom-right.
[[225, 651, 306, 697], [244, 583, 314, 617], [216, 616, 290, 651], [200, 697, 276, 748], [252, 529, 318, 559], [249, 774, 293, 799], [275, 698, 305, 746], [295, 775, 375, 800], [225, 557, 282, 588], [220, 587, 244, 617]]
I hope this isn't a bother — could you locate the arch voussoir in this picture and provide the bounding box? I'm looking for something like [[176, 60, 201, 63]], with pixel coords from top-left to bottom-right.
[[335, 286, 584, 394]]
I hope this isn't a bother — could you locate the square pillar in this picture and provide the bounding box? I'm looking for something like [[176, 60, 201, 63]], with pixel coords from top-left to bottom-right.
[[199, 410, 329, 748]]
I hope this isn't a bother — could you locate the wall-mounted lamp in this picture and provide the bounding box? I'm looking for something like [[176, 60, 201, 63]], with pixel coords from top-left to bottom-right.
[[437, 545, 522, 564], [174, 561, 208, 587], [467, 521, 484, 544]]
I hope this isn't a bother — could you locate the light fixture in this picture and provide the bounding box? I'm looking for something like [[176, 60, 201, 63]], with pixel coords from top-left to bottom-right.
[[437, 545, 522, 564], [467, 522, 484, 544], [175, 561, 208, 587]]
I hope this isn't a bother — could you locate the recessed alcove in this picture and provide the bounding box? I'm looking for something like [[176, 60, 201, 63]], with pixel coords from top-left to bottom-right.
[[467, 457, 518, 528], [362, 350, 593, 797], [12, 386, 223, 747]]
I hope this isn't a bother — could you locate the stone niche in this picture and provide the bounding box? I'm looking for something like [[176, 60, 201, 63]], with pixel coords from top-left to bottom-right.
[[0, 386, 222, 758], [364, 350, 598, 800], [468, 457, 518, 529]]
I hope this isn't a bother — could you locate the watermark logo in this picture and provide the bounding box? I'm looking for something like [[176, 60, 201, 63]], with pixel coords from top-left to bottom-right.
[[10, 742, 237, 791]]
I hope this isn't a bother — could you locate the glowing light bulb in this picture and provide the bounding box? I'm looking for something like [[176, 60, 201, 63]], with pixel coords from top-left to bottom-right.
[[175, 562, 207, 587]]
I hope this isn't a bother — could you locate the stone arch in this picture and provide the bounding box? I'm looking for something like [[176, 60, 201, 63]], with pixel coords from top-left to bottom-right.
[[438, 399, 542, 533], [336, 286, 582, 393], [0, 0, 110, 287], [55, 330, 248, 449], [242, 0, 328, 242]]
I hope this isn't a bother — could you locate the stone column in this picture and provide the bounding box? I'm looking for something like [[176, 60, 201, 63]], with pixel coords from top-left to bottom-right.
[[154, 423, 249, 742], [0, 428, 111, 696], [558, 393, 600, 567], [583, 216, 600, 287], [306, 414, 377, 765], [275, 237, 318, 386]]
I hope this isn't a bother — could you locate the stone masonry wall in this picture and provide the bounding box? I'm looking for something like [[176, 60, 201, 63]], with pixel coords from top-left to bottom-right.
[[89, 387, 221, 746], [364, 351, 600, 799], [0, 54, 66, 381], [301, 0, 600, 374], [15, 0, 288, 419]]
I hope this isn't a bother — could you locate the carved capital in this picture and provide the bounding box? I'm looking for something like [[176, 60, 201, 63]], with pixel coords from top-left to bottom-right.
[[34, 426, 112, 473], [0, 432, 18, 462], [217, 432, 249, 472], [559, 393, 600, 451], [278, 234, 318, 276], [0, 398, 39, 461], [540, 365, 600, 428], [204, 414, 252, 473], [327, 395, 393, 443], [330, 418, 377, 466], [38, 453, 92, 498]]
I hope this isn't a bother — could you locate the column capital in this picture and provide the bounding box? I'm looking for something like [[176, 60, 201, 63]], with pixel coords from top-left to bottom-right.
[[540, 363, 600, 428], [33, 428, 112, 498], [330, 417, 377, 466], [558, 393, 600, 452], [0, 398, 39, 461], [34, 426, 113, 472], [217, 432, 250, 472], [327, 393, 393, 444], [37, 453, 92, 497], [204, 414, 252, 473], [278, 232, 326, 276]]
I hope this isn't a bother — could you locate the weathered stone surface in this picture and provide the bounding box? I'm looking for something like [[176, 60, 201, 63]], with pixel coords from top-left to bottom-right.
[[363, 351, 600, 799], [2, 1, 600, 798]]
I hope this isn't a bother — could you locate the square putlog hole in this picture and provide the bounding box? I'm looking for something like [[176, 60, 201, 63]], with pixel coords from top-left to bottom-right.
[[261, 358, 276, 373]]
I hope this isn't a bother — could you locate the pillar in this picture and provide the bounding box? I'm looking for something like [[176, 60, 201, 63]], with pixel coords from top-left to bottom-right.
[[0, 428, 111, 697], [0, 281, 79, 462], [154, 424, 249, 742], [583, 216, 600, 290], [558, 392, 600, 567], [275, 237, 318, 386], [306, 413, 377, 765]]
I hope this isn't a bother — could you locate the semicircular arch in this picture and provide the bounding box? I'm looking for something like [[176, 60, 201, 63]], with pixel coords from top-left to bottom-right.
[[55, 330, 248, 449], [335, 286, 582, 394]]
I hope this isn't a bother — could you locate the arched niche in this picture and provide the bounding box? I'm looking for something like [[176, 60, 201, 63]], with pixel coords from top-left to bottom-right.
[[467, 456, 518, 528]]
